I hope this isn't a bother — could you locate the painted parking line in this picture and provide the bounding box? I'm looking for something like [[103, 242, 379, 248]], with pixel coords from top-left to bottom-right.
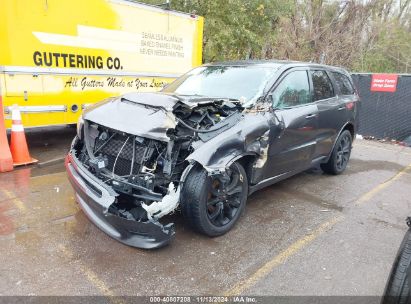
[[224, 216, 343, 296], [2, 189, 27, 213], [58, 244, 124, 303], [225, 162, 411, 296], [4, 187, 120, 299], [356, 162, 411, 205]]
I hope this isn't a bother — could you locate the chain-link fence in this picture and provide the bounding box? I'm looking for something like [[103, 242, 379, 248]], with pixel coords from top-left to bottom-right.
[[351, 73, 411, 141]]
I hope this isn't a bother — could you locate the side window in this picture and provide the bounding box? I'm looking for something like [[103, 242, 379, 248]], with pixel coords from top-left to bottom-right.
[[311, 70, 335, 101], [271, 70, 310, 109], [332, 72, 354, 95]]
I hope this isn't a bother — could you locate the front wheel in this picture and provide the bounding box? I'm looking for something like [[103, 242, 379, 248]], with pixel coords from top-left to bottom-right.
[[321, 130, 352, 175], [180, 162, 248, 237]]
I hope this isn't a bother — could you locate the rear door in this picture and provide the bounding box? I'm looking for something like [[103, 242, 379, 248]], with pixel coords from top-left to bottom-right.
[[330, 71, 359, 126], [310, 69, 345, 159], [264, 69, 319, 178]]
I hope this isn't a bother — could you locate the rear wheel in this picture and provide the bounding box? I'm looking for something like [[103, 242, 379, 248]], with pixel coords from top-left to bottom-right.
[[181, 162, 248, 236], [321, 130, 352, 175]]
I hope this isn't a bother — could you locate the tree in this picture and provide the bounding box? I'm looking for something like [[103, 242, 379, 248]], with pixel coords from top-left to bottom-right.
[[139, 0, 411, 73], [140, 0, 293, 62]]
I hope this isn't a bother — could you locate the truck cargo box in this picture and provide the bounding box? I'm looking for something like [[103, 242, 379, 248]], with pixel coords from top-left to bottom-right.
[[0, 0, 203, 128]]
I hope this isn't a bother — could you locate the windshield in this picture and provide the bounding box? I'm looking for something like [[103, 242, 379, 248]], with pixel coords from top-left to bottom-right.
[[162, 65, 278, 105]]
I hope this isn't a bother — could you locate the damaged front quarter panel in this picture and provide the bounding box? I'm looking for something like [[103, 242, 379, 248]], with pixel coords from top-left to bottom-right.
[[186, 113, 271, 174]]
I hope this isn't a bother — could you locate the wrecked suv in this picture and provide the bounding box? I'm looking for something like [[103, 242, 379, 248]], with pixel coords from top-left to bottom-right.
[[66, 61, 359, 249]]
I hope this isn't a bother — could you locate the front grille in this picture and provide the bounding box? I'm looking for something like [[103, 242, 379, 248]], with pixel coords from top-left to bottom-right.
[[95, 133, 153, 176]]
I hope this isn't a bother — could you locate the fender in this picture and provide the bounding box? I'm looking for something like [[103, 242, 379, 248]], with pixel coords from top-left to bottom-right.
[[325, 121, 355, 163], [186, 113, 270, 173]]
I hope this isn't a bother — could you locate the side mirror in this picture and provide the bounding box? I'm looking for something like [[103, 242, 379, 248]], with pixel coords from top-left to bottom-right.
[[255, 96, 266, 103]]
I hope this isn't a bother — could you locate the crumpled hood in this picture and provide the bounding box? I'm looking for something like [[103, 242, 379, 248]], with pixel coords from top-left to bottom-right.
[[83, 92, 180, 142], [83, 92, 241, 142]]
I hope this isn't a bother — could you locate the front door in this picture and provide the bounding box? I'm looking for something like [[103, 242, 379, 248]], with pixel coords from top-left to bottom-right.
[[264, 69, 319, 179]]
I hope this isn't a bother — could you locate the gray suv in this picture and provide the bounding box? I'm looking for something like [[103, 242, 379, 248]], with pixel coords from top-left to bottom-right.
[[66, 61, 359, 249]]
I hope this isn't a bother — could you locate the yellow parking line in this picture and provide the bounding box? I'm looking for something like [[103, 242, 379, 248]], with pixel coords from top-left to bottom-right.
[[356, 163, 411, 205], [225, 162, 411, 295], [2, 189, 27, 212], [224, 216, 343, 296], [81, 268, 115, 297], [58, 244, 121, 302]]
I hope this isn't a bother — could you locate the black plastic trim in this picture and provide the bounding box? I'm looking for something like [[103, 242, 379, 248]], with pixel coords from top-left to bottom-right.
[[65, 146, 175, 249]]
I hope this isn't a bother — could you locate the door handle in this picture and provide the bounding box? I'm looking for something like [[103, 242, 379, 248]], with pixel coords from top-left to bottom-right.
[[338, 106, 345, 111], [305, 113, 317, 119]]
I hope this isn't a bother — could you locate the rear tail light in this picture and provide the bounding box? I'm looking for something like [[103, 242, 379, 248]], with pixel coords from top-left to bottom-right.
[[346, 101, 355, 110]]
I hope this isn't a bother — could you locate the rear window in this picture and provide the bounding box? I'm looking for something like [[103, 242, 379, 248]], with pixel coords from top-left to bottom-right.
[[311, 70, 335, 101], [332, 72, 355, 95]]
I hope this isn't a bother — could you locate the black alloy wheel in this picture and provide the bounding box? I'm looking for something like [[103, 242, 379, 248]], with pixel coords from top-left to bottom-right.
[[335, 132, 351, 171], [321, 130, 352, 175], [181, 162, 248, 236], [206, 163, 245, 227]]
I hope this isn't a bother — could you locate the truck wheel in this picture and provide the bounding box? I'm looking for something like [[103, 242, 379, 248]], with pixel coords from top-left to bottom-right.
[[382, 228, 411, 304], [181, 162, 248, 237], [321, 130, 352, 175]]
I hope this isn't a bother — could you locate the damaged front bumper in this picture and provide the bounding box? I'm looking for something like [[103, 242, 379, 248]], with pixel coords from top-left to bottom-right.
[[65, 150, 175, 249]]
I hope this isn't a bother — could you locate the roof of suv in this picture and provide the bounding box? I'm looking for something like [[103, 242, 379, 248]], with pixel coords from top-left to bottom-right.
[[206, 60, 298, 66], [204, 60, 349, 74]]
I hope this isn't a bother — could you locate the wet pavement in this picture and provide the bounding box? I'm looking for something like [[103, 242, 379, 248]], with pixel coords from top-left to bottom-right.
[[0, 128, 410, 296]]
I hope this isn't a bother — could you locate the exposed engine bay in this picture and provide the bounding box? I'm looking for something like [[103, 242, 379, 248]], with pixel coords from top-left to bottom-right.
[[73, 96, 244, 225]]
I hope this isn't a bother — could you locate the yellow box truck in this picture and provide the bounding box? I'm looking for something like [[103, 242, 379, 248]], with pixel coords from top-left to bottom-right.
[[0, 0, 203, 128]]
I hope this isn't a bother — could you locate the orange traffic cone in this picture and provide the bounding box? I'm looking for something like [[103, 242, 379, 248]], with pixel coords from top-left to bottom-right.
[[0, 97, 13, 172], [10, 104, 38, 166]]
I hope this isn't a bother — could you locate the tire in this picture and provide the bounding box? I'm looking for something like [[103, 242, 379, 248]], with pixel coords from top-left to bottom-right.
[[382, 229, 411, 304], [321, 130, 352, 175], [180, 162, 248, 237]]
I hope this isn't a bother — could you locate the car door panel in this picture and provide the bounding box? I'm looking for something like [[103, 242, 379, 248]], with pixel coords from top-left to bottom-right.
[[265, 104, 319, 178], [310, 70, 345, 159], [262, 69, 318, 179], [315, 96, 345, 157]]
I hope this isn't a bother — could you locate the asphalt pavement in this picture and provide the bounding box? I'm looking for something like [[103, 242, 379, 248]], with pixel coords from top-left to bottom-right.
[[0, 127, 410, 297]]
